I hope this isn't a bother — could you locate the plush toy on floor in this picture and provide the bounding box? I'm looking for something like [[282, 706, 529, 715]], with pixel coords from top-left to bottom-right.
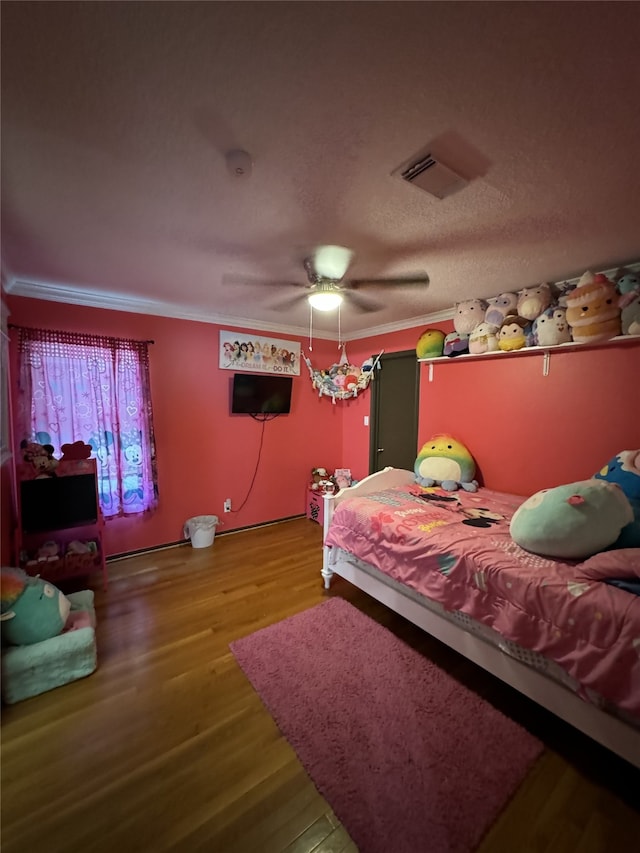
[[0, 567, 70, 646], [414, 435, 478, 492]]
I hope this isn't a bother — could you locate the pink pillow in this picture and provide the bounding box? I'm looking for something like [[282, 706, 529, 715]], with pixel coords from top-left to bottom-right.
[[576, 549, 640, 580]]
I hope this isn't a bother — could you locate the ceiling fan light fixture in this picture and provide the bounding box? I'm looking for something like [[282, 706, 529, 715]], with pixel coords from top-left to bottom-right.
[[308, 290, 343, 311]]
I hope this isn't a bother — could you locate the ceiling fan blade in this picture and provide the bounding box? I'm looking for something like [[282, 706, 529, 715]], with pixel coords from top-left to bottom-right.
[[343, 290, 383, 313], [349, 272, 430, 288], [269, 292, 310, 311], [222, 273, 306, 289], [311, 245, 355, 281]]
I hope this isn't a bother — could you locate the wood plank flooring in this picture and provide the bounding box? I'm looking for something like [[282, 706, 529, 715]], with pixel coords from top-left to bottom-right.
[[1, 517, 639, 852]]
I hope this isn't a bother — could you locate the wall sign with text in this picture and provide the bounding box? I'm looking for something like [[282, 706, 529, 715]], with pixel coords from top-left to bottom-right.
[[219, 331, 301, 375]]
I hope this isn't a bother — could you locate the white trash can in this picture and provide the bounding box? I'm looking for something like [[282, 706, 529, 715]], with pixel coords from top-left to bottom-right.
[[184, 515, 219, 548]]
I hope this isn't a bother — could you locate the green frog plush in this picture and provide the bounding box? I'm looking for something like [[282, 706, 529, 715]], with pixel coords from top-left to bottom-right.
[[0, 567, 71, 645]]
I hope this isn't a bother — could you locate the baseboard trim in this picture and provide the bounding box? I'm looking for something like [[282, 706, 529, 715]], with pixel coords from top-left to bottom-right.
[[106, 514, 306, 563]]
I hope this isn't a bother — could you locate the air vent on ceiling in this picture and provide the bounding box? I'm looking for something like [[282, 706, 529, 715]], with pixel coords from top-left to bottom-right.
[[393, 151, 469, 199]]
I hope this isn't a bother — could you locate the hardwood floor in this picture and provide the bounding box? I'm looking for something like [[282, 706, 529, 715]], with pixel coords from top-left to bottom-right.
[[1, 517, 639, 852]]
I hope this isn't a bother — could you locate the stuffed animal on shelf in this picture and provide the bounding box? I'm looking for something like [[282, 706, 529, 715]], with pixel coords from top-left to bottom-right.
[[532, 306, 572, 346], [416, 329, 445, 359], [20, 440, 59, 477], [414, 434, 478, 492], [593, 450, 640, 548], [468, 321, 499, 355], [497, 315, 529, 351], [0, 567, 71, 646], [37, 540, 60, 561], [516, 283, 553, 322], [484, 292, 518, 326], [453, 299, 488, 335], [615, 269, 640, 336], [443, 331, 469, 357], [565, 271, 620, 343], [510, 479, 633, 560]]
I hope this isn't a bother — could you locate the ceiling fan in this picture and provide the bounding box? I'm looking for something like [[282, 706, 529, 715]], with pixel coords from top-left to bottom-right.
[[281, 245, 430, 313]]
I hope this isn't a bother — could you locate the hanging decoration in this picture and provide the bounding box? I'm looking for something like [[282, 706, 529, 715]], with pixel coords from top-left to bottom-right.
[[303, 344, 383, 404]]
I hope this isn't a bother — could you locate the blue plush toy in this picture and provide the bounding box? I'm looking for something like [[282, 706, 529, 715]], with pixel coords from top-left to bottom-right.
[[593, 450, 640, 548], [0, 567, 70, 645]]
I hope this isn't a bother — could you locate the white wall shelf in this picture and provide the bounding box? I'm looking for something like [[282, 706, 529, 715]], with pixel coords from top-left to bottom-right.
[[419, 334, 640, 379]]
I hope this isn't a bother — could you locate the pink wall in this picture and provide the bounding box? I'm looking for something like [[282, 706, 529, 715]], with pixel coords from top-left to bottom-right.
[[4, 296, 344, 558], [417, 341, 640, 495], [341, 321, 454, 480], [4, 293, 638, 563]]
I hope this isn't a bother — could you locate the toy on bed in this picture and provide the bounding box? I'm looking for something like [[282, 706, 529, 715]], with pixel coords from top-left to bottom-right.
[[509, 479, 633, 560], [0, 567, 70, 646], [593, 450, 640, 548], [414, 434, 478, 492], [565, 271, 621, 343]]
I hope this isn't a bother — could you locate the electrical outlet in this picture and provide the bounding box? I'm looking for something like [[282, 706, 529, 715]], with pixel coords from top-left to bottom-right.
[[224, 498, 232, 513]]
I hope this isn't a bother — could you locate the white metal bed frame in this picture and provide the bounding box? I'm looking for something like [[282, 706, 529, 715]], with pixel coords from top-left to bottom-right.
[[321, 467, 640, 769]]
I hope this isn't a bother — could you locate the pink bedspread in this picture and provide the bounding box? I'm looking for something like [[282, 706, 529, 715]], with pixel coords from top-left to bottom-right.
[[325, 484, 640, 718]]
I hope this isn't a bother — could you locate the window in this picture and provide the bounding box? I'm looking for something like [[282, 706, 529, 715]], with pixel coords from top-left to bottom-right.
[[16, 327, 158, 518]]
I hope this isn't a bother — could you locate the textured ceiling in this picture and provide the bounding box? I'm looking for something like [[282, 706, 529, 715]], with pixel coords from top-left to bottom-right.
[[2, 1, 639, 339]]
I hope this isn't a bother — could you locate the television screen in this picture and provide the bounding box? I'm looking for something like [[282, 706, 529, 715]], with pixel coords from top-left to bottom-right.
[[20, 475, 99, 533], [231, 373, 293, 414]]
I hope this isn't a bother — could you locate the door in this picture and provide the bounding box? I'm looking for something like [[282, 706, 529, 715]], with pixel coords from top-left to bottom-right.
[[369, 350, 419, 474]]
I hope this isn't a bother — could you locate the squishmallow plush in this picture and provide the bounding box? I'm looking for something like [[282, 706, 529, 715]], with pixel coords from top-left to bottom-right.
[[532, 306, 572, 346], [565, 271, 620, 343], [416, 328, 445, 359], [510, 479, 633, 560], [497, 315, 529, 351], [453, 299, 488, 335], [593, 450, 640, 547], [616, 268, 640, 336], [485, 292, 518, 326], [517, 283, 553, 322], [443, 331, 469, 357], [468, 322, 500, 355], [414, 435, 478, 491], [1, 568, 71, 645]]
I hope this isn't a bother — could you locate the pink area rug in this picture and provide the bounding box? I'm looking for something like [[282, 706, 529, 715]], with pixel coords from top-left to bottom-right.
[[230, 597, 543, 853]]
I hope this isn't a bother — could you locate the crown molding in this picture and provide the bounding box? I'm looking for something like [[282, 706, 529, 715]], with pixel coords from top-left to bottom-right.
[[4, 278, 339, 341], [6, 259, 638, 344]]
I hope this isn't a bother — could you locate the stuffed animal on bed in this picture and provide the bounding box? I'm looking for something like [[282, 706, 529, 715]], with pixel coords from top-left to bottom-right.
[[509, 479, 633, 560], [593, 450, 640, 548], [414, 435, 478, 491], [0, 567, 71, 646]]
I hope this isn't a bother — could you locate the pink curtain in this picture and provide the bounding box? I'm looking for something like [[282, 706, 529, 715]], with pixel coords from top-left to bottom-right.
[[16, 327, 158, 518]]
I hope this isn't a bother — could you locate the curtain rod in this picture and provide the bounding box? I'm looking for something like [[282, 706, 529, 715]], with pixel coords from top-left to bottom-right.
[[8, 324, 154, 344]]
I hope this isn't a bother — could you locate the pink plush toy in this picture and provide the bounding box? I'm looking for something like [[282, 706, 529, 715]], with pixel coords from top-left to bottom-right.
[[517, 283, 553, 321], [454, 299, 488, 335], [468, 322, 499, 354]]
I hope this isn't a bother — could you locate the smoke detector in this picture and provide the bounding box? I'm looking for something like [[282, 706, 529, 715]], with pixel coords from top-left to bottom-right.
[[392, 147, 468, 199]]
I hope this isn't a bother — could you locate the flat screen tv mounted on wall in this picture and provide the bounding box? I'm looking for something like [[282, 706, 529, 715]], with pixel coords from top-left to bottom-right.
[[231, 373, 293, 414]]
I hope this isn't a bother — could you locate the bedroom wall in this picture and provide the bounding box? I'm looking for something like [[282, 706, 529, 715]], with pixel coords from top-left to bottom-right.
[[3, 295, 344, 558], [341, 325, 639, 497]]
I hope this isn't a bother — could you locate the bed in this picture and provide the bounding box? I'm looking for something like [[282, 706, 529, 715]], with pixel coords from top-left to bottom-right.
[[321, 467, 640, 768]]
